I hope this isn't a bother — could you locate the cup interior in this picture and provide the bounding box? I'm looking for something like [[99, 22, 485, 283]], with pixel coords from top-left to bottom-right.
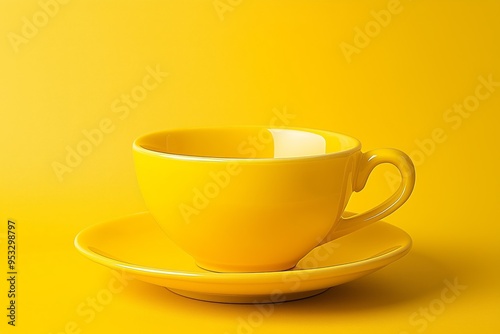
[[134, 127, 360, 159]]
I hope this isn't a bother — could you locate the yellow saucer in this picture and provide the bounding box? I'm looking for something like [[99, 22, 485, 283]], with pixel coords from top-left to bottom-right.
[[74, 212, 411, 303]]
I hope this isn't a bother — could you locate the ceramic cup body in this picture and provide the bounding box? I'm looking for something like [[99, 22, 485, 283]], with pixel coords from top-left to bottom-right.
[[133, 127, 415, 272]]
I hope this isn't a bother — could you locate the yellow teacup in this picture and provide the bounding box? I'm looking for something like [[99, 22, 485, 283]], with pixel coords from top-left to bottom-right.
[[133, 127, 415, 273]]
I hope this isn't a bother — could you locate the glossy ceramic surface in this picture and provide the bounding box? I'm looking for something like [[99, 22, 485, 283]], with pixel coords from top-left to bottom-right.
[[133, 127, 415, 272], [74, 212, 412, 303]]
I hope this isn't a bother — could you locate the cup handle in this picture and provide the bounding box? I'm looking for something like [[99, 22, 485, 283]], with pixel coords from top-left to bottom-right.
[[324, 149, 415, 242]]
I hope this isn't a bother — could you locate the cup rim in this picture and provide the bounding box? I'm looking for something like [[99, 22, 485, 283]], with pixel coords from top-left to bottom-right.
[[132, 126, 362, 162]]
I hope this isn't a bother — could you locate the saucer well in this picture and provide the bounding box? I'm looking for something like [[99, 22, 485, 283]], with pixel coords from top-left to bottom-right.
[[74, 212, 411, 303]]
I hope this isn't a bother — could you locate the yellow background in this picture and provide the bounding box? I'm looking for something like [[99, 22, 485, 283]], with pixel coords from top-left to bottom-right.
[[1, 0, 499, 333]]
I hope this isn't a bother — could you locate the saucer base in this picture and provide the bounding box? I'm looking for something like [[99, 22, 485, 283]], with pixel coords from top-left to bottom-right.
[[168, 288, 329, 304]]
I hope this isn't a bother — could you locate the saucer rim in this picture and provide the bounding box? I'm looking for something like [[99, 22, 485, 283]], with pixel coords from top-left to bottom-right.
[[74, 211, 412, 284]]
